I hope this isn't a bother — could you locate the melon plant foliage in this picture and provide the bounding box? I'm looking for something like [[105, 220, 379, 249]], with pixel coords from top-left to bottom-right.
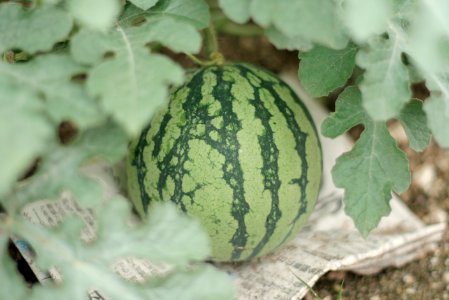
[[0, 0, 447, 298]]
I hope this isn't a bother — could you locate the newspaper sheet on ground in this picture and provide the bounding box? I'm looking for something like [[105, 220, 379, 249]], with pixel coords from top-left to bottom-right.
[[12, 73, 446, 299]]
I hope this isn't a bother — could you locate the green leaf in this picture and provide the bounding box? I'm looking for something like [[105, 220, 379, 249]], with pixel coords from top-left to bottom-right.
[[357, 37, 411, 121], [71, 20, 194, 135], [0, 80, 53, 198], [73, 124, 128, 161], [217, 0, 348, 49], [342, 0, 394, 42], [298, 43, 357, 97], [321, 88, 365, 138], [0, 55, 102, 129], [406, 12, 447, 75], [218, 0, 250, 24], [67, 0, 121, 31], [135, 18, 203, 53], [398, 99, 431, 151], [14, 123, 128, 206], [141, 265, 234, 300], [151, 0, 209, 29], [31, 265, 234, 300], [265, 26, 312, 51], [401, 2, 449, 148], [72, 18, 201, 66], [87, 49, 183, 135], [122, 0, 210, 29], [92, 200, 211, 263], [322, 86, 410, 235], [14, 199, 233, 300], [423, 95, 449, 147], [0, 3, 72, 53], [129, 0, 160, 11], [248, 0, 348, 49], [421, 0, 449, 38], [404, 1, 449, 78], [396, 1, 449, 148], [70, 30, 112, 65]]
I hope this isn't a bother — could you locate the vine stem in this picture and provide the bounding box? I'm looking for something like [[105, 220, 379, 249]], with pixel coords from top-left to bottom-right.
[[185, 53, 221, 67], [186, 21, 224, 66], [204, 21, 219, 58]]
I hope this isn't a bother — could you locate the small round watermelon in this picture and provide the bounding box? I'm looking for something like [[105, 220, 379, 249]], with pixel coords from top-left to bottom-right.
[[127, 63, 322, 262]]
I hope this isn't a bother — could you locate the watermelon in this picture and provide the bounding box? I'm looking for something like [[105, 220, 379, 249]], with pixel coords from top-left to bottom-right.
[[127, 64, 322, 262]]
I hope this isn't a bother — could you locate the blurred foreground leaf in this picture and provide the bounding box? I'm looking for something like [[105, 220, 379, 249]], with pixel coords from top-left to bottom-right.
[[70, 14, 202, 135], [67, 0, 121, 31], [12, 199, 234, 300], [0, 3, 72, 54]]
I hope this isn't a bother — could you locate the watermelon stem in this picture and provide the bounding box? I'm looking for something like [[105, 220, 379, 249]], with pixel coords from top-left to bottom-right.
[[203, 21, 225, 65], [204, 21, 219, 55], [216, 22, 264, 37], [185, 53, 224, 66], [185, 21, 224, 67]]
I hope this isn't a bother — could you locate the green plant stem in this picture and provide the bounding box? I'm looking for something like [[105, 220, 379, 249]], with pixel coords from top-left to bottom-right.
[[203, 21, 220, 59], [14, 51, 29, 61], [184, 53, 223, 67], [185, 53, 213, 66], [186, 21, 224, 66], [219, 22, 264, 37]]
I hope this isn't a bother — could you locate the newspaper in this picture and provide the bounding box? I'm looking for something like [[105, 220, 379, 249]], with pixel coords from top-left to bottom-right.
[[12, 73, 446, 299]]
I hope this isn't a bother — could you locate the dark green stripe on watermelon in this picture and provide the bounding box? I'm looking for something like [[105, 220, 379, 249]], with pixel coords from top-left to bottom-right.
[[207, 68, 251, 260], [132, 123, 152, 213], [235, 66, 283, 260], [243, 65, 312, 249], [154, 70, 205, 212], [127, 63, 322, 262], [235, 64, 315, 259]]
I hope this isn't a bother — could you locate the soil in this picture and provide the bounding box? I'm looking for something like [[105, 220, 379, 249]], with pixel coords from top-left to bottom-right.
[[214, 35, 449, 300]]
